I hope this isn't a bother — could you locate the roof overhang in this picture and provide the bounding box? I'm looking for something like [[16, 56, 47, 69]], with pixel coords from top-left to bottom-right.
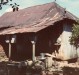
[[0, 18, 76, 35]]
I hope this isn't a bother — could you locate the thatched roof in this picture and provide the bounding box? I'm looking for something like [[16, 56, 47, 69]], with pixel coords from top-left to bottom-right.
[[0, 2, 78, 35]]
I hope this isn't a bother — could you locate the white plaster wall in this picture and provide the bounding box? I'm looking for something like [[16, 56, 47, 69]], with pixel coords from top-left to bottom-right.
[[76, 47, 79, 58], [58, 24, 77, 60]]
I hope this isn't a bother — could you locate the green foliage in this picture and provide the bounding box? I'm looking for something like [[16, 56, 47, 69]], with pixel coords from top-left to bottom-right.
[[70, 21, 79, 47], [0, 0, 10, 10]]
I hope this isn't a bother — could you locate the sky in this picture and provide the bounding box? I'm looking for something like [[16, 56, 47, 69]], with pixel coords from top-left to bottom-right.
[[0, 0, 79, 18]]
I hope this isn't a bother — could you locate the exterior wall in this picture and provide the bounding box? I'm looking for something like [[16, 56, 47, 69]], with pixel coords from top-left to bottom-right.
[[0, 22, 78, 61], [76, 46, 79, 58], [58, 23, 77, 60]]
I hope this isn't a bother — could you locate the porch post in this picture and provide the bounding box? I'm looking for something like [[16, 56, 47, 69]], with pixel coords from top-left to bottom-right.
[[9, 41, 11, 61], [31, 41, 36, 61]]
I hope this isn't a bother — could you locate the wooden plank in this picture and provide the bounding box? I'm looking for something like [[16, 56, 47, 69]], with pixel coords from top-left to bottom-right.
[[9, 42, 11, 61]]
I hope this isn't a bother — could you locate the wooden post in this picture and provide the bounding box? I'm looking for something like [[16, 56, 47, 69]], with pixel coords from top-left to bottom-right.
[[9, 42, 11, 61], [31, 41, 36, 61], [5, 35, 16, 61]]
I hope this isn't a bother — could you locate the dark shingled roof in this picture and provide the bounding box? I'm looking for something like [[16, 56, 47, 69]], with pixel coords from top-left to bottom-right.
[[0, 2, 78, 35]]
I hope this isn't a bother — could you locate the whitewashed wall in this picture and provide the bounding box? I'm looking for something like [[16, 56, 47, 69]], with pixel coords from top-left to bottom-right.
[[76, 46, 79, 58], [58, 24, 77, 60]]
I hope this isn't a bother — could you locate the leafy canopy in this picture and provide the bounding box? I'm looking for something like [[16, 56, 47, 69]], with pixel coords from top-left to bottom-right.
[[70, 21, 79, 46]]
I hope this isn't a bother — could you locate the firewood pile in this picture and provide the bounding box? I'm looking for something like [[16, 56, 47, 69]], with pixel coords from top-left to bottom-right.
[[0, 60, 63, 75], [0, 56, 79, 75]]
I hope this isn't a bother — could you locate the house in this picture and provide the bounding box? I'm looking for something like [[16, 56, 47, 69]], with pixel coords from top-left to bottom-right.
[[0, 2, 78, 61]]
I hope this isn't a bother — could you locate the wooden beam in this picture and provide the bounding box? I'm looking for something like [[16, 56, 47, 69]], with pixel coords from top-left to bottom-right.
[[31, 41, 36, 61], [9, 42, 11, 61]]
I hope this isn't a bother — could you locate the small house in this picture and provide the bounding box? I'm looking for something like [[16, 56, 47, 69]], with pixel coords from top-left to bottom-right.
[[0, 2, 78, 61]]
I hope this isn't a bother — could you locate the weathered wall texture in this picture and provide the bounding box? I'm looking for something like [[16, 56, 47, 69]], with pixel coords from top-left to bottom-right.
[[76, 46, 79, 58], [58, 24, 77, 60], [0, 22, 77, 61]]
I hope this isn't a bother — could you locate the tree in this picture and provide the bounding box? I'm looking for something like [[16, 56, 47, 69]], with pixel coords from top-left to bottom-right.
[[0, 0, 12, 9], [70, 21, 79, 47], [70, 21, 79, 63], [0, 0, 19, 10]]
